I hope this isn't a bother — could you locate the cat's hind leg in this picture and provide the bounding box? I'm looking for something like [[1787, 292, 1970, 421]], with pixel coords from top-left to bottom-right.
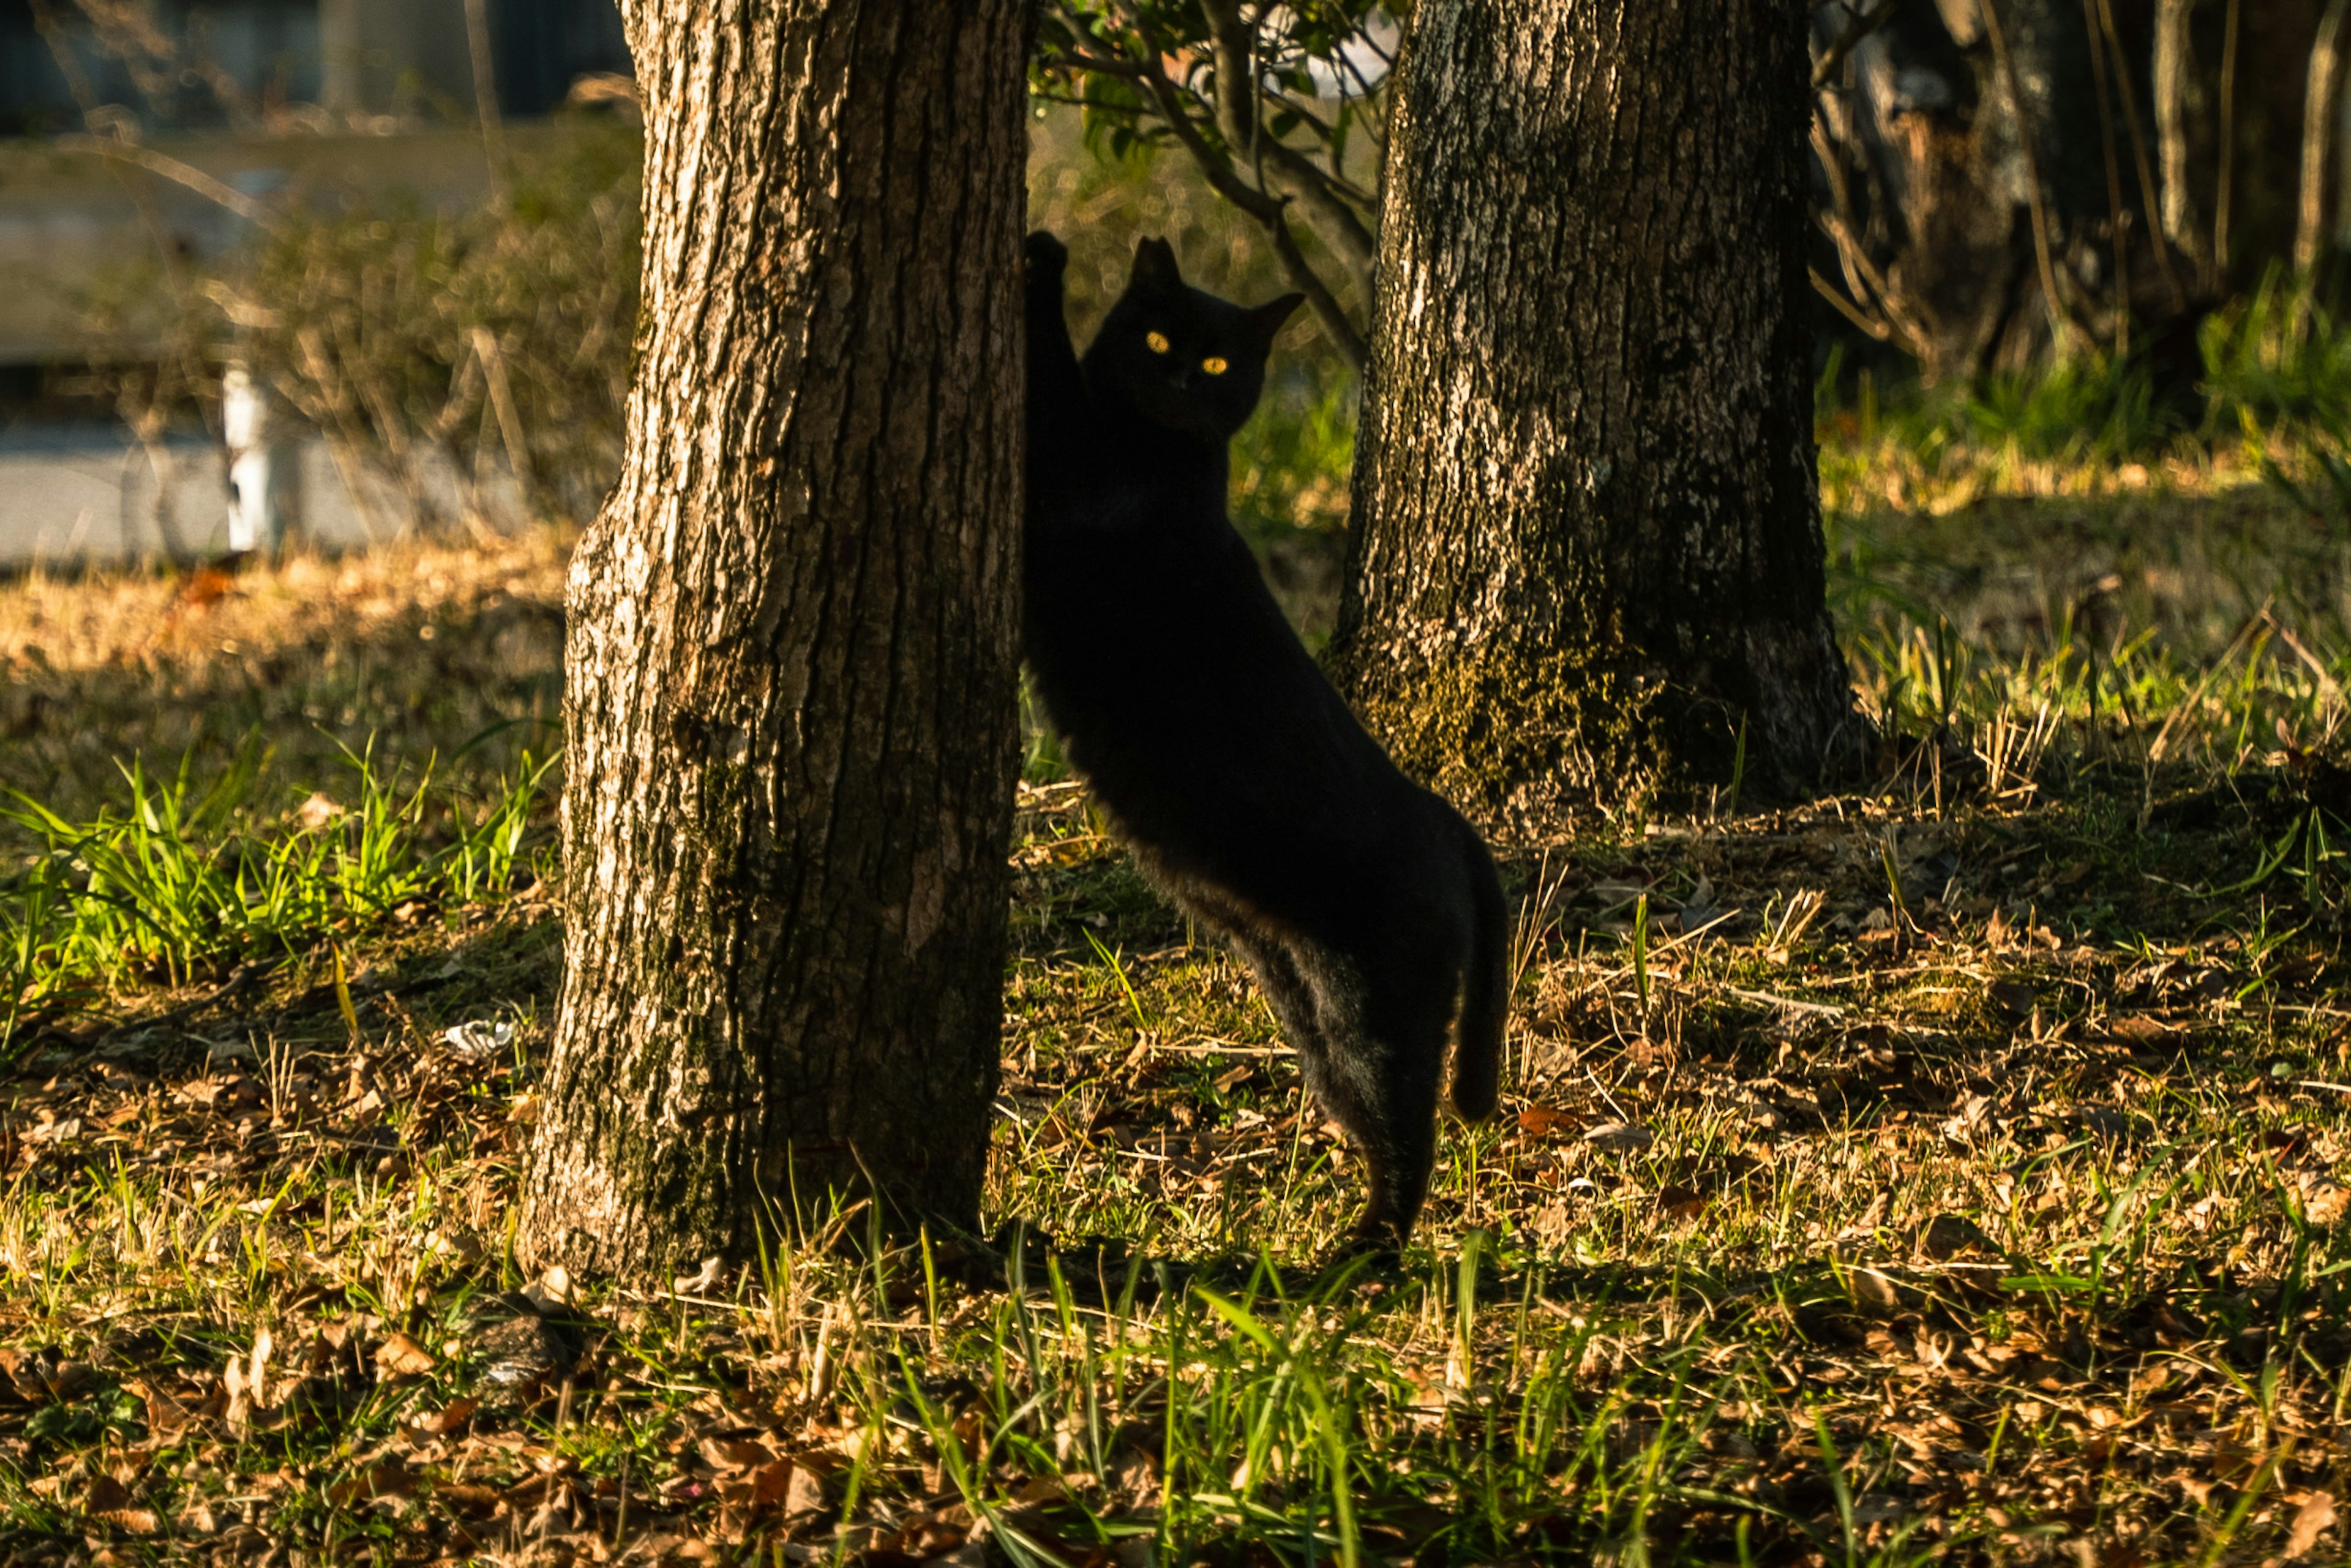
[[1225, 932, 1324, 1061], [1291, 945, 1453, 1250]]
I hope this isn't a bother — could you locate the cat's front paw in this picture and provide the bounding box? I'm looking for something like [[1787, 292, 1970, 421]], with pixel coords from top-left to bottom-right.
[[1024, 230, 1068, 285]]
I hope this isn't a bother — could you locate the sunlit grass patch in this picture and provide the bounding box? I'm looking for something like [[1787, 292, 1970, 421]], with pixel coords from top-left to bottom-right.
[[1, 740, 555, 1059], [4, 495, 2351, 1561]]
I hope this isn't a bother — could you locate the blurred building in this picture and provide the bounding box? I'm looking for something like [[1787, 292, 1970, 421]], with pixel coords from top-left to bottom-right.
[[0, 0, 630, 561], [0, 0, 628, 135]]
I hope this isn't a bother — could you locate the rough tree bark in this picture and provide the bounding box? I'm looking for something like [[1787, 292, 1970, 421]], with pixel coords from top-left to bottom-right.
[[1330, 1, 1856, 827], [520, 1, 1027, 1280]]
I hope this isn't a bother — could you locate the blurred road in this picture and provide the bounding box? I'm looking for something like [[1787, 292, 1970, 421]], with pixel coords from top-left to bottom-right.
[[0, 424, 519, 564]]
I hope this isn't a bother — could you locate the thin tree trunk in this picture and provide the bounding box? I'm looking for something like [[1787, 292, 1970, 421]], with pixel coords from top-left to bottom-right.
[[521, 0, 1027, 1279], [2097, 0, 2188, 309], [2083, 0, 2132, 352], [2213, 0, 2238, 289], [1331, 0, 1856, 827], [2299, 0, 2350, 275], [1981, 0, 2077, 353], [2154, 0, 2205, 276]]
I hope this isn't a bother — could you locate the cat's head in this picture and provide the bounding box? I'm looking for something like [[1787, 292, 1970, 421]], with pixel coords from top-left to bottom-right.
[[1087, 238, 1304, 438]]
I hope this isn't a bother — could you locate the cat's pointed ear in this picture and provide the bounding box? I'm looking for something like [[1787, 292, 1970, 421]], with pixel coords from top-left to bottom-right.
[[1245, 292, 1307, 351], [1131, 236, 1183, 294]]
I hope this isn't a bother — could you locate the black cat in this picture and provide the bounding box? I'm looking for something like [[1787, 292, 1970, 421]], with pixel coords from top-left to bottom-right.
[[1022, 230, 1509, 1250]]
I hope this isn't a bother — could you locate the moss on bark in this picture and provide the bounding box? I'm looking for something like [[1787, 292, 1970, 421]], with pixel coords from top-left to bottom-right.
[[1338, 634, 1761, 831]]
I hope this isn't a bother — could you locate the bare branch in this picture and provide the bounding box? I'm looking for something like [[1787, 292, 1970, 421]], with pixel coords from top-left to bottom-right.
[[1809, 112, 1925, 356], [462, 0, 509, 208], [1262, 83, 1340, 143], [2297, 0, 2350, 276], [2082, 0, 2131, 353], [1338, 51, 1389, 156], [1810, 0, 1897, 91], [1267, 216, 1369, 371], [1134, 67, 1284, 224], [2093, 0, 2186, 310], [1810, 265, 1897, 343], [1261, 86, 1378, 204], [53, 134, 277, 227], [1029, 91, 1161, 112], [1253, 135, 1378, 287], [1036, 47, 1146, 80]]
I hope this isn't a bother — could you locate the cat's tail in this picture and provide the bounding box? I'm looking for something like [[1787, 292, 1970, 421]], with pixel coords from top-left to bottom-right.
[[1449, 819, 1509, 1123]]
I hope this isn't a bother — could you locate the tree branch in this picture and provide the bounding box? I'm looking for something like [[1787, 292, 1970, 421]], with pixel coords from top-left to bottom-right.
[[1134, 56, 1365, 368], [1251, 134, 1378, 290], [1810, 264, 1897, 343], [1267, 216, 1369, 371], [1192, 1, 1377, 292], [1037, 47, 1144, 79], [1811, 0, 1898, 90], [1809, 113, 1926, 356], [1198, 0, 1259, 149], [53, 133, 276, 228], [1260, 86, 1378, 206], [1980, 0, 2083, 352]]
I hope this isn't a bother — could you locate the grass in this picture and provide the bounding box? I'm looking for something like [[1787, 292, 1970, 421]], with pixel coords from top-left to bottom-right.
[[12, 116, 2351, 1568], [1, 738, 553, 1032], [4, 462, 2351, 1565]]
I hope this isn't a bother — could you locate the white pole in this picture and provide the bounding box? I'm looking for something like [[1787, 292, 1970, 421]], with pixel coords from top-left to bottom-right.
[[223, 364, 296, 557]]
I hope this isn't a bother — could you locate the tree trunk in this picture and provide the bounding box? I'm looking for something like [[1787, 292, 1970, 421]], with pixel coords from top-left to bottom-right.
[[521, 0, 1027, 1280], [1818, 0, 2117, 382], [1330, 0, 1856, 827], [2298, 0, 2350, 273], [2154, 0, 2208, 272]]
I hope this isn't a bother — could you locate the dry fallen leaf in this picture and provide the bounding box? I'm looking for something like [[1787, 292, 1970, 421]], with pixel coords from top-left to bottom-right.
[[672, 1255, 725, 1294], [1583, 1121, 1654, 1154], [700, 1435, 777, 1472], [2289, 1491, 2338, 1559], [372, 1332, 437, 1378], [1655, 1184, 1706, 1220], [749, 1459, 797, 1507], [523, 1264, 575, 1312], [784, 1463, 826, 1515], [178, 563, 236, 608], [1517, 1105, 1573, 1139], [1843, 1263, 1903, 1312], [326, 1459, 414, 1507], [1918, 1214, 1997, 1261], [403, 1397, 478, 1440], [424, 1229, 485, 1267], [2107, 1014, 2177, 1046]]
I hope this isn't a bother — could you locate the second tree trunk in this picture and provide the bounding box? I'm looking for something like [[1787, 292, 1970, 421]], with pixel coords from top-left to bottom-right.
[[1331, 0, 1856, 826]]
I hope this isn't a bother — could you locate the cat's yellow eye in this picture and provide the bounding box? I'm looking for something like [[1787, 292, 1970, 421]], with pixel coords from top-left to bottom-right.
[[1145, 331, 1171, 353], [1201, 356, 1229, 376]]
